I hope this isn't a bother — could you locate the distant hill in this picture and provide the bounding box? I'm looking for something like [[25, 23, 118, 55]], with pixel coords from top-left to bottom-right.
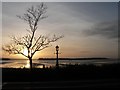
[[38, 57, 109, 60]]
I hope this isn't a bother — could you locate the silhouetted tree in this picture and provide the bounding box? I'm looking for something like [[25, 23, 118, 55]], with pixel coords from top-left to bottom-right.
[[2, 3, 63, 70]]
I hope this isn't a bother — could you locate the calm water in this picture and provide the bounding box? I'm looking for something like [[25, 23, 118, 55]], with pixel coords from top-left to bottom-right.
[[0, 59, 119, 68]]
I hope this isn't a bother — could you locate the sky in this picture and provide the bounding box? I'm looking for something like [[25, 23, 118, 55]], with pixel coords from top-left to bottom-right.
[[1, 2, 118, 59]]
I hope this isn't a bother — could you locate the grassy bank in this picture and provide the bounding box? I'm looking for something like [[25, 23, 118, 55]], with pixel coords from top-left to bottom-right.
[[2, 63, 120, 82]]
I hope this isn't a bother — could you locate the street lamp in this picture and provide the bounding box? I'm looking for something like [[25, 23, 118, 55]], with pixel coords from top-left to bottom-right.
[[56, 45, 59, 67]]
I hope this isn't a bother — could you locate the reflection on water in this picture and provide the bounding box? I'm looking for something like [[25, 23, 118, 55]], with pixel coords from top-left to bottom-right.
[[21, 60, 30, 69], [20, 60, 44, 69], [0, 59, 120, 68], [25, 60, 30, 68]]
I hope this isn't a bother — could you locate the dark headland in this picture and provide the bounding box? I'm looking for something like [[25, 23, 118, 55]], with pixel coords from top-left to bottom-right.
[[38, 57, 109, 60]]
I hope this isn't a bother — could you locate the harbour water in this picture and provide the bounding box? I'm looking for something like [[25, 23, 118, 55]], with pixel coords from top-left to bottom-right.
[[0, 59, 119, 68]]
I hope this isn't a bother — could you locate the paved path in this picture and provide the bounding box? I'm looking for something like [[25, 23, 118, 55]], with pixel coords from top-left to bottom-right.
[[2, 79, 120, 89]]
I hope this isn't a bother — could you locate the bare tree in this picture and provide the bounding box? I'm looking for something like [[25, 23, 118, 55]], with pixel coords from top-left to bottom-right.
[[2, 3, 63, 70]]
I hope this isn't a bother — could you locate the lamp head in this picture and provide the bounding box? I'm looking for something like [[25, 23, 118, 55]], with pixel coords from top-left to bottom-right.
[[56, 45, 59, 51]]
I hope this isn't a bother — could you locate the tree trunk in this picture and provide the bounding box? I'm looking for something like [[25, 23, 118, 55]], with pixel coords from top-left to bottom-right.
[[29, 58, 32, 70]]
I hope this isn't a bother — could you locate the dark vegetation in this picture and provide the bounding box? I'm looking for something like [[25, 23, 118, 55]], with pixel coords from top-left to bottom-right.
[[2, 63, 120, 82]]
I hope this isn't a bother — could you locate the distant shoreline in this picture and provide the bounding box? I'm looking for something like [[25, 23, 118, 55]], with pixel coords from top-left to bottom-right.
[[38, 57, 109, 60]]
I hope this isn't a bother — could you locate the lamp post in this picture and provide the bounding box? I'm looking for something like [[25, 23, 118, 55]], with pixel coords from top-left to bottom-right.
[[56, 45, 59, 67]]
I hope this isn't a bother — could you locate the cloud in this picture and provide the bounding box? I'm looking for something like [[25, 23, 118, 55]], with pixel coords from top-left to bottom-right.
[[83, 21, 118, 39]]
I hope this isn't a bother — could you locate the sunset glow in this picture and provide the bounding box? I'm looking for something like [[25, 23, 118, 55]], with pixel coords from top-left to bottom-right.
[[1, 2, 118, 59], [23, 48, 28, 56], [0, 2, 120, 89]]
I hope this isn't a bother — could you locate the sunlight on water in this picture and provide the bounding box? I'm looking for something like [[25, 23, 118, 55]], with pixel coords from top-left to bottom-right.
[[20, 60, 44, 69], [37, 65, 44, 68], [24, 60, 30, 68]]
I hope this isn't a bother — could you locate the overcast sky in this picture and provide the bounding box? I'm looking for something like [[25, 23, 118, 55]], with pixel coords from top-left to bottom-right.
[[1, 2, 118, 59]]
